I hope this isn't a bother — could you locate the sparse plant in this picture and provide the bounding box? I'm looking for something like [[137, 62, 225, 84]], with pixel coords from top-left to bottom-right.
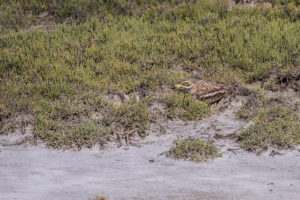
[[166, 137, 220, 162], [238, 106, 300, 152], [104, 99, 151, 138], [165, 93, 211, 121]]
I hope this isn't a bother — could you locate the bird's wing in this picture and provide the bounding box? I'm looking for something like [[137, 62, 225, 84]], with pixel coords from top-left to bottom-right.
[[191, 80, 225, 96]]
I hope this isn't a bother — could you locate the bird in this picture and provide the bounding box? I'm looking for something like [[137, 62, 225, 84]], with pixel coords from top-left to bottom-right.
[[175, 80, 228, 104]]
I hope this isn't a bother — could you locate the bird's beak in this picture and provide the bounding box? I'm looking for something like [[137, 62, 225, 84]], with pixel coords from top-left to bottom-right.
[[175, 84, 181, 89]]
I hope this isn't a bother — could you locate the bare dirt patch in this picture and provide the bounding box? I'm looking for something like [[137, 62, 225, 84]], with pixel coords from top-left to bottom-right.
[[0, 114, 35, 146], [263, 66, 300, 93]]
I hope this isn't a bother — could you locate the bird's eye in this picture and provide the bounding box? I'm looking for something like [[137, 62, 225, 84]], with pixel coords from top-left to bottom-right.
[[183, 81, 190, 86]]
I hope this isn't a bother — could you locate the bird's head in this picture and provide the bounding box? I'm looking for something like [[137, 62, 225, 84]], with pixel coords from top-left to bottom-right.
[[175, 81, 193, 91]]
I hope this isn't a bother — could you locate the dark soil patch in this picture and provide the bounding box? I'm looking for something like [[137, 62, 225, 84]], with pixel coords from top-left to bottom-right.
[[264, 66, 300, 92]]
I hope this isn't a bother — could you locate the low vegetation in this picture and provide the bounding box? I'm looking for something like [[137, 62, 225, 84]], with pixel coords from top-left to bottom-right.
[[103, 99, 151, 138], [33, 97, 152, 148], [165, 93, 211, 120], [35, 119, 110, 149], [0, 0, 299, 31], [0, 0, 299, 149], [238, 106, 300, 152], [235, 88, 268, 120], [166, 137, 220, 162]]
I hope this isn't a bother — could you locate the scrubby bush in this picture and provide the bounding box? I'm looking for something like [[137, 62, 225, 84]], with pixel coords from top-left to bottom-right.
[[166, 137, 220, 162], [238, 107, 300, 152], [165, 93, 211, 120]]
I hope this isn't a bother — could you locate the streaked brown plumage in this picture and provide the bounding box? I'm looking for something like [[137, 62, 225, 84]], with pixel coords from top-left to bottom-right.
[[175, 80, 227, 104]]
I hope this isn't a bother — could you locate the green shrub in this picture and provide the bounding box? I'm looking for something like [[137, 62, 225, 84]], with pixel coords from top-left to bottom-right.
[[166, 138, 220, 162], [104, 99, 151, 138], [238, 107, 300, 152], [35, 116, 111, 149], [165, 93, 211, 121]]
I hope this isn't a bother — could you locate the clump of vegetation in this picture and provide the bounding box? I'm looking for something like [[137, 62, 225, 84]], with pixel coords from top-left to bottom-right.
[[165, 93, 211, 121], [235, 88, 268, 120], [32, 96, 151, 149], [166, 137, 220, 162], [103, 98, 151, 138], [238, 106, 300, 152], [35, 118, 111, 149]]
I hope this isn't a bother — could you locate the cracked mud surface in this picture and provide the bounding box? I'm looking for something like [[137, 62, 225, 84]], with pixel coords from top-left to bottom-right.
[[0, 101, 299, 200]]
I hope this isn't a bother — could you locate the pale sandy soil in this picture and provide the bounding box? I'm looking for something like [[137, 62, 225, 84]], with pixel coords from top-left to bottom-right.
[[0, 101, 299, 200]]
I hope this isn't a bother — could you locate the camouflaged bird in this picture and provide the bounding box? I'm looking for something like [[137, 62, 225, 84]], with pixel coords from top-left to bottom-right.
[[175, 80, 228, 104]]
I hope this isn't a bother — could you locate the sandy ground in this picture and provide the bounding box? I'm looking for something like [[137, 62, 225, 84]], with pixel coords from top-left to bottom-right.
[[0, 102, 299, 200]]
